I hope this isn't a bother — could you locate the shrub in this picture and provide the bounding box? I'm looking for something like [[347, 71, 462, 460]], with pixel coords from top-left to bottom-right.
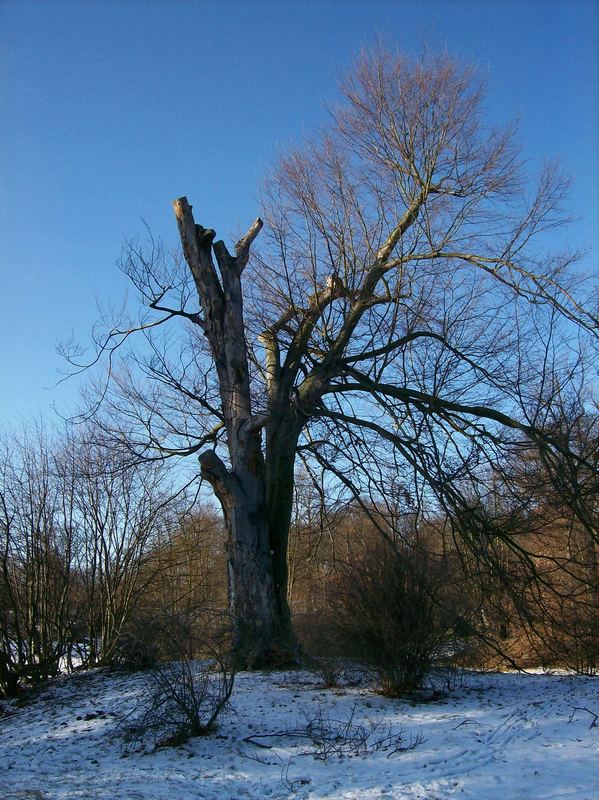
[[329, 539, 471, 695], [110, 615, 162, 672], [120, 607, 234, 750], [539, 596, 599, 676]]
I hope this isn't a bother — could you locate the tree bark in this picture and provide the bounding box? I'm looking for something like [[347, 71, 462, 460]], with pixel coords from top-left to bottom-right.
[[199, 428, 297, 666], [173, 197, 298, 667], [265, 414, 303, 644]]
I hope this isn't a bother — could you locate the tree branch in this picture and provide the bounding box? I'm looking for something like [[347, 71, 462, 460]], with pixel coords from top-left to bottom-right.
[[236, 218, 264, 272]]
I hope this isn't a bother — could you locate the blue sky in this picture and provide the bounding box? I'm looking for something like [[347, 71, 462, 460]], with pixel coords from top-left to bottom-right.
[[1, 0, 598, 428]]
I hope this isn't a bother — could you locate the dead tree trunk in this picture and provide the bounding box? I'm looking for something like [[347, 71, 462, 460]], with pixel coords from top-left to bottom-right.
[[173, 197, 296, 666]]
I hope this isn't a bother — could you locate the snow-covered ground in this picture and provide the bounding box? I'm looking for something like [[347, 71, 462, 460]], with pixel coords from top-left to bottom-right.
[[1, 666, 597, 799]]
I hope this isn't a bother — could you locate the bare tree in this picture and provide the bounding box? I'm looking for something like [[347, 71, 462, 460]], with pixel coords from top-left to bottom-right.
[[494, 400, 599, 671], [69, 435, 182, 666], [142, 509, 227, 619], [69, 48, 597, 666], [0, 429, 74, 692]]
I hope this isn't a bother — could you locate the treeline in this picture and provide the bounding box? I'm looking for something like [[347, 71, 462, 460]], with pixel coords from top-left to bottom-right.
[[0, 426, 225, 696], [286, 409, 599, 686], [1, 413, 597, 698], [288, 496, 599, 687]]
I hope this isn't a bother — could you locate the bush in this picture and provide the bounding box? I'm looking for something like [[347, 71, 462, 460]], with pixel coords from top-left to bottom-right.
[[0, 650, 20, 698], [539, 597, 599, 676], [110, 615, 162, 672], [121, 607, 235, 750], [329, 539, 471, 695]]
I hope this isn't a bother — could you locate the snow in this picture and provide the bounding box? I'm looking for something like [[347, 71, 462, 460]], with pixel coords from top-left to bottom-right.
[[1, 667, 598, 799]]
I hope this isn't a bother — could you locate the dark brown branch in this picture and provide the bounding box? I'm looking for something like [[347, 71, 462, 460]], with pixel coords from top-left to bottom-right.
[[148, 300, 205, 329], [343, 330, 445, 363], [320, 368, 537, 439]]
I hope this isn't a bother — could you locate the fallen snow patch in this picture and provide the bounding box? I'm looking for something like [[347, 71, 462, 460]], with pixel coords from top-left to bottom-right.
[[1, 667, 598, 799]]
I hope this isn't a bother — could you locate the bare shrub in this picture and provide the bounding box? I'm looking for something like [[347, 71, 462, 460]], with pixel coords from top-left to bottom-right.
[[300, 703, 423, 759], [120, 608, 234, 750], [329, 539, 472, 696], [538, 596, 599, 676], [294, 610, 347, 687], [307, 657, 347, 689], [109, 614, 162, 672], [244, 702, 423, 762]]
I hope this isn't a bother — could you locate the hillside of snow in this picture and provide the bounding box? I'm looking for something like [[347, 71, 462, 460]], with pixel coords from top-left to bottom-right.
[[1, 667, 598, 799]]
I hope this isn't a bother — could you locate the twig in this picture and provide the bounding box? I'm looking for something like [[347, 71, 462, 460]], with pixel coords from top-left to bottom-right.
[[242, 731, 307, 749], [569, 706, 598, 729], [453, 718, 477, 730]]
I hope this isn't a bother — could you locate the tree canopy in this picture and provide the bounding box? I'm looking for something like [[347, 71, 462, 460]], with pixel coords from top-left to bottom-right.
[[67, 48, 598, 665]]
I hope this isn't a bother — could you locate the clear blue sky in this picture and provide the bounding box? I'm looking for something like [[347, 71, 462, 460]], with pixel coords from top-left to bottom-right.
[[1, 0, 598, 427]]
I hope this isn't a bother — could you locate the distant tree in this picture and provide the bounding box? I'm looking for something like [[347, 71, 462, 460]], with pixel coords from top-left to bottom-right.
[[71, 48, 597, 666], [501, 402, 599, 671], [0, 429, 73, 692], [0, 422, 185, 692], [70, 438, 179, 666], [141, 509, 227, 620]]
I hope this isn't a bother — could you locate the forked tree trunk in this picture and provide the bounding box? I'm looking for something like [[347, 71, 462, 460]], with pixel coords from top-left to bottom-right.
[[199, 431, 297, 666], [173, 197, 299, 667]]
